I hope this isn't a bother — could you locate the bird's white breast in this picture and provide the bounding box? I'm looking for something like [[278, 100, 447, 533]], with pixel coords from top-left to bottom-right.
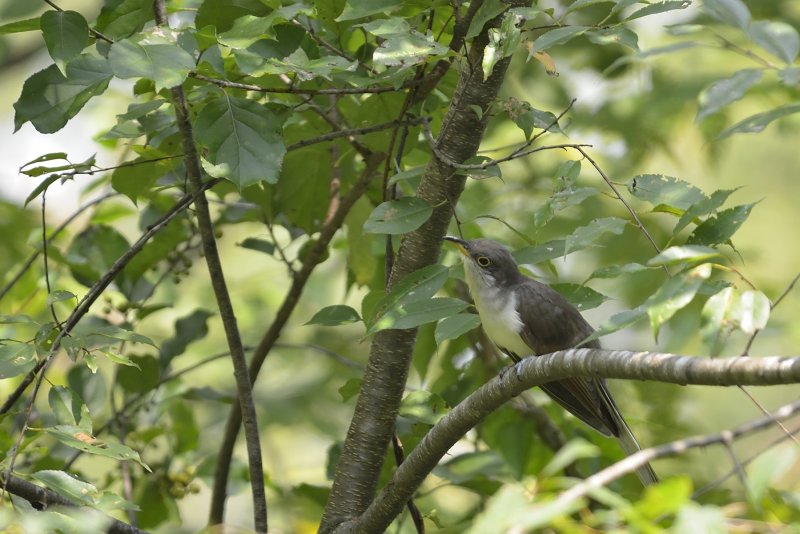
[[463, 265, 531, 358]]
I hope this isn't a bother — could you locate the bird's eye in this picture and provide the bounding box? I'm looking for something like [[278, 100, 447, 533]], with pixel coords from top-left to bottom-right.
[[476, 256, 491, 267]]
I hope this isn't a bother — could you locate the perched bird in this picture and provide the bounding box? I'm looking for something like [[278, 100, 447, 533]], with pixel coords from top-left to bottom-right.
[[444, 236, 658, 486]]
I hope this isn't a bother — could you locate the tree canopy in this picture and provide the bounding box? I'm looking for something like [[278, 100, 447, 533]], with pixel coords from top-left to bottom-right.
[[1, 0, 799, 532]]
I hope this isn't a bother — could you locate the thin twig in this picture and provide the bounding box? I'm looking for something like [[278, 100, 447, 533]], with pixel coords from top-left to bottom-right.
[[190, 72, 427, 95], [743, 270, 800, 354], [286, 118, 423, 152]]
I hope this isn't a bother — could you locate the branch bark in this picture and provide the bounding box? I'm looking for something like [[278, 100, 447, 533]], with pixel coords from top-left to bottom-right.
[[319, 9, 520, 531], [340, 349, 800, 533]]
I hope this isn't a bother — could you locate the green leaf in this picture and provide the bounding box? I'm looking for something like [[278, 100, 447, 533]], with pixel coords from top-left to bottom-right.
[[729, 290, 770, 334], [506, 99, 565, 140], [387, 166, 425, 187], [674, 504, 727, 533], [345, 197, 378, 287], [367, 297, 469, 335], [95, 0, 152, 39], [367, 265, 450, 326], [564, 217, 628, 256], [239, 237, 275, 255], [627, 174, 706, 212], [111, 156, 171, 203], [435, 313, 482, 344], [160, 310, 214, 366], [584, 27, 639, 50], [625, 1, 691, 21], [338, 378, 362, 402], [586, 262, 649, 281], [218, 5, 312, 48], [696, 69, 762, 121], [65, 224, 132, 288], [0, 17, 40, 35], [363, 197, 433, 235], [514, 239, 566, 264], [674, 188, 740, 232], [25, 175, 63, 206], [337, 0, 404, 21], [535, 186, 596, 227], [584, 308, 647, 344], [46, 289, 77, 306], [717, 103, 800, 139], [373, 31, 449, 67], [687, 203, 755, 246], [399, 390, 450, 425], [31, 470, 99, 506], [703, 0, 750, 30], [40, 11, 89, 74], [117, 354, 160, 393], [700, 286, 735, 353], [306, 305, 362, 326], [551, 283, 609, 312], [466, 0, 507, 40], [44, 425, 150, 469], [108, 39, 196, 91], [748, 20, 800, 64], [13, 55, 112, 133], [747, 445, 797, 503], [80, 325, 156, 347], [194, 96, 286, 189], [635, 476, 693, 519], [645, 263, 711, 337], [647, 245, 722, 267], [98, 349, 141, 368], [540, 438, 599, 477], [531, 26, 589, 53], [778, 67, 800, 86], [48, 386, 82, 427]]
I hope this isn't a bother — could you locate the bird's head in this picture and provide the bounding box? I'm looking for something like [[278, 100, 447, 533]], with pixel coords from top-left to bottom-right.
[[443, 236, 522, 291]]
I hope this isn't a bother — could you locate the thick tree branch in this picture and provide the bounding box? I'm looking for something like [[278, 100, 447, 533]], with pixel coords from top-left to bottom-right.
[[0, 473, 145, 534], [320, 8, 522, 531], [341, 349, 800, 533]]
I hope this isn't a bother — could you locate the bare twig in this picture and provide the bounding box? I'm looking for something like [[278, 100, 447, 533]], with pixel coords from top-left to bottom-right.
[[190, 72, 427, 95]]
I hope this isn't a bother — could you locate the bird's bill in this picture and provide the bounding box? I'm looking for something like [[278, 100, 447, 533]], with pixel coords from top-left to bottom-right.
[[443, 236, 469, 257]]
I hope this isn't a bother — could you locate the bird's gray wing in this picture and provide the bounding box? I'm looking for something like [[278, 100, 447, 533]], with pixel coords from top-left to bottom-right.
[[512, 281, 619, 437]]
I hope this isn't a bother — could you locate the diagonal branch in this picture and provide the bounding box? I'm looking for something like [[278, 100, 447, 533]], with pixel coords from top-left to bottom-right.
[[343, 349, 800, 533]]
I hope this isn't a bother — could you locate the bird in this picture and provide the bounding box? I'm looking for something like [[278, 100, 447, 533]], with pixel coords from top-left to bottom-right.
[[443, 236, 658, 486]]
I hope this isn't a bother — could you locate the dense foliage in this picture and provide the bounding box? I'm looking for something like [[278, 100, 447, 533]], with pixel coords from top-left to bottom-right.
[[1, 0, 799, 532]]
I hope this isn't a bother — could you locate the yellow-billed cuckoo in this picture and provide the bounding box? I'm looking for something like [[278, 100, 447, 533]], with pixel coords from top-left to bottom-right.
[[444, 236, 658, 486]]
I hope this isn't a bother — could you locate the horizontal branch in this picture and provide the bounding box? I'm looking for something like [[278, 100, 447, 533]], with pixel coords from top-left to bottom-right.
[[0, 473, 145, 534], [342, 348, 800, 533], [190, 73, 426, 95]]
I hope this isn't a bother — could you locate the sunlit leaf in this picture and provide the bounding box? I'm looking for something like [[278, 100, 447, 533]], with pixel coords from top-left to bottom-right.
[[748, 20, 800, 64], [338, 378, 362, 402], [367, 297, 469, 335], [626, 1, 691, 21], [551, 283, 609, 311], [729, 290, 770, 334], [747, 445, 797, 503], [586, 263, 649, 281], [540, 438, 599, 477], [531, 26, 589, 53], [0, 342, 37, 379], [564, 217, 628, 256], [31, 470, 99, 506], [627, 174, 705, 212], [647, 245, 722, 267], [108, 39, 196, 91], [645, 264, 711, 337], [306, 305, 362, 326], [363, 197, 433, 235], [703, 0, 750, 30], [44, 425, 150, 469], [374, 30, 448, 67], [674, 188, 740, 232], [367, 265, 450, 326]]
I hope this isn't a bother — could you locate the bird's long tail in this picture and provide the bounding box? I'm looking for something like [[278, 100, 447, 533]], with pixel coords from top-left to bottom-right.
[[597, 381, 659, 486]]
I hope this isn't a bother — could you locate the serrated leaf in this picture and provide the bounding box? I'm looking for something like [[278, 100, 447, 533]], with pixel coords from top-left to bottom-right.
[[0, 342, 37, 379], [626, 1, 691, 21], [367, 297, 469, 335], [435, 313, 482, 344], [41, 11, 89, 75], [717, 103, 800, 139], [31, 470, 99, 506], [95, 0, 152, 39], [306, 305, 362, 326], [531, 26, 589, 53], [748, 20, 800, 64], [108, 39, 195, 91], [368, 264, 450, 326], [628, 174, 706, 212], [363, 197, 433, 235], [646, 263, 711, 337], [194, 96, 286, 189], [565, 217, 628, 256], [674, 188, 740, 232], [687, 203, 755, 246], [647, 245, 722, 267], [13, 55, 112, 133], [696, 69, 762, 121], [703, 0, 750, 30]]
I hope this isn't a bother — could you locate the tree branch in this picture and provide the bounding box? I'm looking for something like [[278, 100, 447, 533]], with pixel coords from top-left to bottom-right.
[[153, 1, 267, 530], [0, 473, 146, 534], [342, 349, 800, 533], [320, 7, 522, 531]]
